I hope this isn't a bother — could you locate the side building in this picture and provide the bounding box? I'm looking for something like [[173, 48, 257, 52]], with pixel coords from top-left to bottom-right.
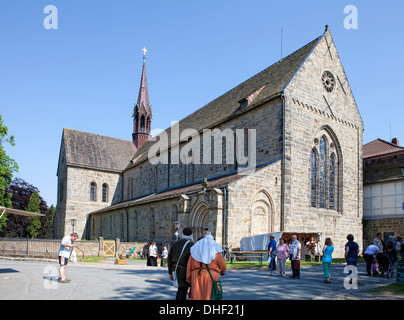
[[54, 129, 135, 239], [363, 138, 404, 246]]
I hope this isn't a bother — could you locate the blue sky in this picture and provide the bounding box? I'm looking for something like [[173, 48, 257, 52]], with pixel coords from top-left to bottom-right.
[[1, 1, 403, 207]]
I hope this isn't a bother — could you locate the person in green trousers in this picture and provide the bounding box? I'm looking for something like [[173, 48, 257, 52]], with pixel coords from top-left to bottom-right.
[[322, 238, 334, 283]]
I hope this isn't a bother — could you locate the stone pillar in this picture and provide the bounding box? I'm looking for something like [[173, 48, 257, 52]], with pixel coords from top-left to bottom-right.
[[115, 238, 120, 258], [98, 237, 104, 257]]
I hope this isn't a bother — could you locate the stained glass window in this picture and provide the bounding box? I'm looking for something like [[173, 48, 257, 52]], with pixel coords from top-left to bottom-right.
[[102, 184, 108, 202], [311, 149, 317, 207], [319, 137, 327, 208], [90, 183, 96, 202], [311, 133, 340, 211], [329, 153, 336, 209]]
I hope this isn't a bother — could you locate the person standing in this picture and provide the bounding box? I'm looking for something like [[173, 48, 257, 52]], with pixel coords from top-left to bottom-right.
[[289, 235, 301, 279], [363, 243, 380, 276], [373, 233, 383, 252], [147, 241, 158, 266], [386, 236, 397, 264], [186, 233, 227, 300], [322, 238, 334, 283], [58, 233, 78, 283], [276, 238, 289, 277], [396, 237, 403, 260], [267, 235, 277, 275], [161, 245, 168, 267], [345, 234, 359, 285], [168, 227, 194, 300]]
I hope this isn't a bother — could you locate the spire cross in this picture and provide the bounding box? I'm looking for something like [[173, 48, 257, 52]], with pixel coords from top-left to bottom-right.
[[142, 47, 148, 57]]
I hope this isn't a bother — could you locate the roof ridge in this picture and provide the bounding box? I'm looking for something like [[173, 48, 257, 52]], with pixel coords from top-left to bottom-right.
[[63, 128, 132, 143], [377, 138, 403, 148], [127, 32, 323, 167]]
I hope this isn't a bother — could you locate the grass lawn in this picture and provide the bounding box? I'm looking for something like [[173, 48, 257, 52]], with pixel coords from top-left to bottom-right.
[[368, 283, 404, 296], [81, 256, 148, 263], [81, 256, 107, 263], [226, 257, 365, 269]]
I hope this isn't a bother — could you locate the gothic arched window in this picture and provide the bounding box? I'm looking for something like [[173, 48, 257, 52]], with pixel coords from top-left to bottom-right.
[[154, 167, 158, 191], [146, 116, 151, 132], [311, 148, 318, 207], [329, 153, 336, 209], [319, 136, 327, 209], [310, 129, 341, 211], [102, 183, 109, 202], [140, 115, 145, 132], [90, 182, 97, 202]]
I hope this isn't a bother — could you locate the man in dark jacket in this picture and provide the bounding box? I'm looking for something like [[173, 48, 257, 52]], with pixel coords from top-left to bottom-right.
[[168, 227, 194, 300]]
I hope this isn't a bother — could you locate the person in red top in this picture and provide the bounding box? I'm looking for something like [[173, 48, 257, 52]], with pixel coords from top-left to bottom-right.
[[186, 232, 226, 300], [276, 238, 289, 277]]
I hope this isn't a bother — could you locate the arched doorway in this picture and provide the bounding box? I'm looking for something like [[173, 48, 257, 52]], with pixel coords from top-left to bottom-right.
[[190, 202, 210, 240]]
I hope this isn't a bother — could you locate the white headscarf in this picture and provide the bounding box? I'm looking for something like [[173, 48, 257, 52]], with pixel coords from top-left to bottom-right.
[[190, 234, 223, 264]]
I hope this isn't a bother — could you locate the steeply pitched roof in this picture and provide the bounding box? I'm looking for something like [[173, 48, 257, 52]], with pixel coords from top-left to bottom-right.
[[135, 60, 151, 114], [126, 34, 322, 169], [363, 138, 404, 159], [63, 128, 135, 171]]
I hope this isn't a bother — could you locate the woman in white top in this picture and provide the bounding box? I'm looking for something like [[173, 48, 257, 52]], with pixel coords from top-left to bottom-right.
[[363, 244, 380, 276], [147, 241, 158, 266]]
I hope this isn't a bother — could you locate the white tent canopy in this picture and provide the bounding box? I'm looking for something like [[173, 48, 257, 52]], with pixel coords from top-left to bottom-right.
[[240, 232, 284, 252], [240, 231, 322, 252], [0, 206, 45, 219]]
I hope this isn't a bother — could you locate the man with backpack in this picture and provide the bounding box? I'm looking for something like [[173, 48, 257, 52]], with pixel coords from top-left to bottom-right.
[[168, 227, 194, 300]]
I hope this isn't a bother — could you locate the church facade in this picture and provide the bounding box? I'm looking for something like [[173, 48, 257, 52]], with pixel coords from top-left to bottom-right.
[[55, 29, 364, 254]]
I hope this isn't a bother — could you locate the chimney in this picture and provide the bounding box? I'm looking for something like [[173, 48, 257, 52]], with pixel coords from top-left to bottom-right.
[[391, 138, 400, 146]]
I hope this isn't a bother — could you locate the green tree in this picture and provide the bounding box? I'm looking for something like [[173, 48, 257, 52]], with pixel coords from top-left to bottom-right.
[[25, 191, 42, 238], [0, 115, 19, 232]]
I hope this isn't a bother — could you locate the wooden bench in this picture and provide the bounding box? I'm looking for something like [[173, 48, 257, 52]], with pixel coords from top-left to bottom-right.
[[305, 254, 322, 262], [230, 251, 266, 265]]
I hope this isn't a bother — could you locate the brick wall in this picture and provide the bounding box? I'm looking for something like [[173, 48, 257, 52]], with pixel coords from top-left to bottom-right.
[[363, 218, 404, 247]]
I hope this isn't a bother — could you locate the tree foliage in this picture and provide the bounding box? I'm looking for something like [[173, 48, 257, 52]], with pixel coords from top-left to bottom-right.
[[26, 191, 41, 238], [0, 115, 19, 232], [0, 178, 53, 238]]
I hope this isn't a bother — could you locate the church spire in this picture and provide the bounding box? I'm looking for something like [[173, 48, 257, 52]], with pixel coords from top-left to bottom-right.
[[132, 47, 152, 150]]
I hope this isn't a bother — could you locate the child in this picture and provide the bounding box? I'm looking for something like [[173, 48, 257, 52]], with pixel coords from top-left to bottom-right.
[[161, 245, 168, 267], [371, 258, 379, 276]]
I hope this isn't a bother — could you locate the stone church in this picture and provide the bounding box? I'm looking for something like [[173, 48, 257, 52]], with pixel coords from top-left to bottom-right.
[[55, 28, 364, 253]]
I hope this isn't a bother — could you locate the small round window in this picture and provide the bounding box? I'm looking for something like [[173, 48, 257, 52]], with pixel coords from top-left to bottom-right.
[[321, 71, 335, 93]]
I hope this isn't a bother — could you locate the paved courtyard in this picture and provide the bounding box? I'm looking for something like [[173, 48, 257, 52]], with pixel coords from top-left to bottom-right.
[[0, 258, 400, 300]]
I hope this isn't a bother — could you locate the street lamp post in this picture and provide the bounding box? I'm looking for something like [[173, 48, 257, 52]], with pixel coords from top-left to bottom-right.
[[174, 221, 180, 241], [70, 218, 77, 234]]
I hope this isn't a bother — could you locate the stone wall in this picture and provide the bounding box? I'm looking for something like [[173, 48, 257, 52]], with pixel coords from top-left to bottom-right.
[[281, 31, 364, 254], [364, 152, 404, 185], [226, 161, 282, 246], [363, 218, 404, 248], [0, 238, 154, 259], [89, 197, 181, 243], [55, 165, 123, 240], [122, 99, 283, 202], [89, 187, 225, 245]]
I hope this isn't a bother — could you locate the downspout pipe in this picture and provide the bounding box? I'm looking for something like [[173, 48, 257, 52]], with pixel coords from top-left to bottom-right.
[[124, 206, 129, 242], [280, 93, 286, 231], [222, 186, 228, 246]]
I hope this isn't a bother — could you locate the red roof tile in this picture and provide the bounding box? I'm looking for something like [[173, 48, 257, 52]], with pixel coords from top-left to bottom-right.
[[363, 138, 404, 159]]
